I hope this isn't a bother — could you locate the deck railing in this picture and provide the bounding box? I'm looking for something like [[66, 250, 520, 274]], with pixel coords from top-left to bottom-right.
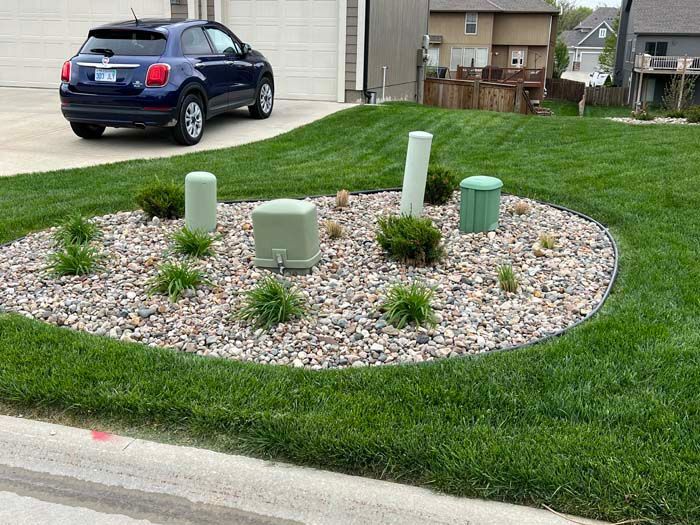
[[634, 54, 700, 72], [456, 66, 545, 86]]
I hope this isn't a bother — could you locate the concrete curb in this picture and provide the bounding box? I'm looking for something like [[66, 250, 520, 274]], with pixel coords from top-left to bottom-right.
[[0, 415, 608, 525]]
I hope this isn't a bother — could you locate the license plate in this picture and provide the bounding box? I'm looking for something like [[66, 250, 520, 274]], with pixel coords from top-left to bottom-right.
[[95, 69, 117, 82]]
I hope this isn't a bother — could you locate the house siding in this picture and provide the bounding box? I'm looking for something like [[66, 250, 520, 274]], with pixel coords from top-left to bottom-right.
[[366, 0, 429, 101], [491, 13, 552, 46], [346, 0, 359, 94], [171, 0, 189, 18]]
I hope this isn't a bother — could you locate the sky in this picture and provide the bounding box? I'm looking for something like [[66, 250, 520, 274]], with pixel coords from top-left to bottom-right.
[[573, 0, 618, 7]]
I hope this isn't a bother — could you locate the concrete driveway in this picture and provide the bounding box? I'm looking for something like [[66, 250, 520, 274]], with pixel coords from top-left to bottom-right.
[[0, 88, 348, 177]]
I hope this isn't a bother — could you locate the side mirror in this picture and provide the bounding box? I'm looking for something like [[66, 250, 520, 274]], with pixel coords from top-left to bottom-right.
[[242, 43, 252, 55]]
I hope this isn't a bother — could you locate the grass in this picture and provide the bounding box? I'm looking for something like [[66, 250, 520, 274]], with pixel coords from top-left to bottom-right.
[[47, 244, 102, 276], [380, 282, 436, 328], [172, 227, 216, 258], [497, 264, 519, 293], [542, 99, 633, 118], [237, 276, 306, 329], [1, 103, 700, 524], [53, 213, 101, 247], [148, 261, 209, 301]]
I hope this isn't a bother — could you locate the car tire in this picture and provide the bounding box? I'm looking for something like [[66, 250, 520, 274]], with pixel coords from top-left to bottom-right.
[[172, 94, 205, 146], [249, 77, 274, 119], [70, 123, 106, 140]]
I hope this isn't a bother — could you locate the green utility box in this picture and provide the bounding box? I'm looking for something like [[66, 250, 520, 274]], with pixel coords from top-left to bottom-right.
[[459, 176, 503, 233], [252, 199, 321, 274], [185, 171, 217, 232]]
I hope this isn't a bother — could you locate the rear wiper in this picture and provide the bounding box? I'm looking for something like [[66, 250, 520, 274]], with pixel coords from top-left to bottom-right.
[[90, 48, 115, 57]]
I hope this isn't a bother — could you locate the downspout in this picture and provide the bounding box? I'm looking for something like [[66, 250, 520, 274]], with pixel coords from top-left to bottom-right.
[[363, 0, 371, 101]]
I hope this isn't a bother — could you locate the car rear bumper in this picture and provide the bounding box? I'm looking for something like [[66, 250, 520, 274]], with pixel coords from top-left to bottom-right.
[[61, 103, 177, 128], [59, 83, 178, 128]]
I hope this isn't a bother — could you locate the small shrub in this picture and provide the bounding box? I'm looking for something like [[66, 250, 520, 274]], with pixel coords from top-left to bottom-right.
[[424, 166, 456, 205], [685, 106, 700, 124], [237, 276, 306, 329], [172, 227, 215, 258], [539, 233, 556, 249], [54, 214, 100, 247], [497, 264, 519, 293], [148, 261, 209, 301], [324, 220, 344, 239], [381, 282, 437, 329], [47, 244, 102, 276], [376, 215, 444, 266], [631, 109, 654, 121], [335, 189, 350, 208], [135, 179, 185, 219], [666, 109, 686, 119], [513, 201, 530, 216]]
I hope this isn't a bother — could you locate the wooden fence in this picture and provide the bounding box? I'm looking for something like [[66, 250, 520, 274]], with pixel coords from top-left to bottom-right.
[[424, 77, 529, 114], [546, 78, 630, 106]]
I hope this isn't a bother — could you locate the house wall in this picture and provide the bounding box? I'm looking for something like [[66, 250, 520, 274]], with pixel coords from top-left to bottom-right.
[[171, 0, 188, 18], [429, 12, 495, 46], [577, 26, 610, 48], [345, 0, 360, 100], [491, 14, 551, 46], [366, 0, 429, 101]]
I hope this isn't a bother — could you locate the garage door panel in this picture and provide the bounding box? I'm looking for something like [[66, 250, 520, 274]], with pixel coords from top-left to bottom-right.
[[579, 52, 601, 73], [227, 0, 339, 101], [0, 0, 169, 88]]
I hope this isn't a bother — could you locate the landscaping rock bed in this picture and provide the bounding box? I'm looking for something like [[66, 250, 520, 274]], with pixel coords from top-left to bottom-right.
[[0, 193, 616, 369], [607, 116, 699, 126]]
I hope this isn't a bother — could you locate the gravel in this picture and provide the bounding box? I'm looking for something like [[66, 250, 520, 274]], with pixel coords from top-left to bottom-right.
[[607, 116, 699, 126], [0, 192, 616, 369]]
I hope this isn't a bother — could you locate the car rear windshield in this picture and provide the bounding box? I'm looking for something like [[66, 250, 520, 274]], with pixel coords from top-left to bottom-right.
[[81, 30, 166, 56]]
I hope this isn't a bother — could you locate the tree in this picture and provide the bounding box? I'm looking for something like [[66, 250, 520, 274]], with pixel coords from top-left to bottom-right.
[[543, 0, 594, 33], [598, 17, 619, 74], [553, 39, 570, 79]]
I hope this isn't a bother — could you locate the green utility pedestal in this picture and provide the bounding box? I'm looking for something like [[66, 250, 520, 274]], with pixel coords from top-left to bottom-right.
[[252, 199, 321, 275], [185, 171, 217, 232], [459, 176, 503, 233]]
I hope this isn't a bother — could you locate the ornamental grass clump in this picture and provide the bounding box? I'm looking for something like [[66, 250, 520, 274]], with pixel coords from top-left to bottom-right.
[[631, 109, 654, 121], [685, 106, 700, 124], [335, 189, 350, 208], [513, 201, 530, 216], [47, 244, 102, 276], [424, 166, 457, 205], [54, 214, 101, 247], [325, 220, 344, 239], [237, 276, 306, 329], [381, 282, 437, 329], [539, 233, 556, 249], [135, 179, 185, 219], [376, 215, 444, 266], [497, 264, 519, 294], [172, 227, 215, 258], [148, 261, 209, 302]]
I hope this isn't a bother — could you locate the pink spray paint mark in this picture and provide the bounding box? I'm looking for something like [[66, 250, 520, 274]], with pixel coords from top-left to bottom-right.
[[91, 430, 113, 441]]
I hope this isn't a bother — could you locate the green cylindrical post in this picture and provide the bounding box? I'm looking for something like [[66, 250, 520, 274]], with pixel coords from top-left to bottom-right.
[[459, 176, 503, 233], [185, 171, 217, 232]]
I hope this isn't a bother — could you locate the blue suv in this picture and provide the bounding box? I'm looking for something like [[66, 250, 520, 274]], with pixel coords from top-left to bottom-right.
[[60, 19, 274, 145]]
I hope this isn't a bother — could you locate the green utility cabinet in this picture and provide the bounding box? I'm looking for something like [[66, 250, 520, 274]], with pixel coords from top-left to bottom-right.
[[459, 176, 503, 233], [252, 199, 321, 274]]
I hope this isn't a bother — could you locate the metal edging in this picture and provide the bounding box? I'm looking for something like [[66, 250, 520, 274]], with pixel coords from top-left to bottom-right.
[[0, 189, 619, 364]]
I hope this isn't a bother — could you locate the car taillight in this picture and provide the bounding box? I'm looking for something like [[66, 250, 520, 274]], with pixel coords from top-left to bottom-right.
[[61, 61, 71, 82], [146, 63, 170, 87]]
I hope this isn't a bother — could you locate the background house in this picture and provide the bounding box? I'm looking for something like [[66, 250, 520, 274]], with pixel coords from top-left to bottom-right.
[[0, 0, 429, 103], [428, 0, 558, 100], [562, 7, 618, 73], [614, 0, 700, 106]]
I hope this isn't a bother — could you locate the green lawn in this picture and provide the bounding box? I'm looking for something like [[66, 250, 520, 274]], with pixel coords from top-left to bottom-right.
[[2, 104, 700, 525], [541, 99, 633, 118]]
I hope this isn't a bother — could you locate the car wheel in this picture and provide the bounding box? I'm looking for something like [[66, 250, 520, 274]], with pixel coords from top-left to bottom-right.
[[173, 94, 205, 146], [70, 123, 106, 140], [249, 77, 274, 119]]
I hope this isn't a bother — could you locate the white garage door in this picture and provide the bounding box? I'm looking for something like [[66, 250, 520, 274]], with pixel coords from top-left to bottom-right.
[[579, 52, 601, 73], [0, 0, 169, 88], [226, 0, 339, 101]]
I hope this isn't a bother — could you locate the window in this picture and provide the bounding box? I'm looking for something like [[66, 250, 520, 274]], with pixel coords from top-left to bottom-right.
[[644, 41, 668, 56], [204, 27, 240, 55], [511, 50, 524, 67], [80, 30, 166, 56], [450, 47, 488, 70], [599, 27, 607, 39], [182, 27, 212, 55], [465, 13, 478, 35], [427, 47, 440, 67]]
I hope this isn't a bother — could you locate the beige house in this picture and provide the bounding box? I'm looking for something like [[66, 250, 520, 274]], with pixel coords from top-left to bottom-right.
[[429, 0, 558, 99]]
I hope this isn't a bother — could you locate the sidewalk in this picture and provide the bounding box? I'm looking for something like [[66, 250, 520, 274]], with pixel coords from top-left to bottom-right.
[[0, 415, 608, 525]]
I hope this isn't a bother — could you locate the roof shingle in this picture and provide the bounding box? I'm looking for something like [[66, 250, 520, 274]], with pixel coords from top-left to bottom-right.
[[630, 0, 700, 34], [430, 0, 559, 14]]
